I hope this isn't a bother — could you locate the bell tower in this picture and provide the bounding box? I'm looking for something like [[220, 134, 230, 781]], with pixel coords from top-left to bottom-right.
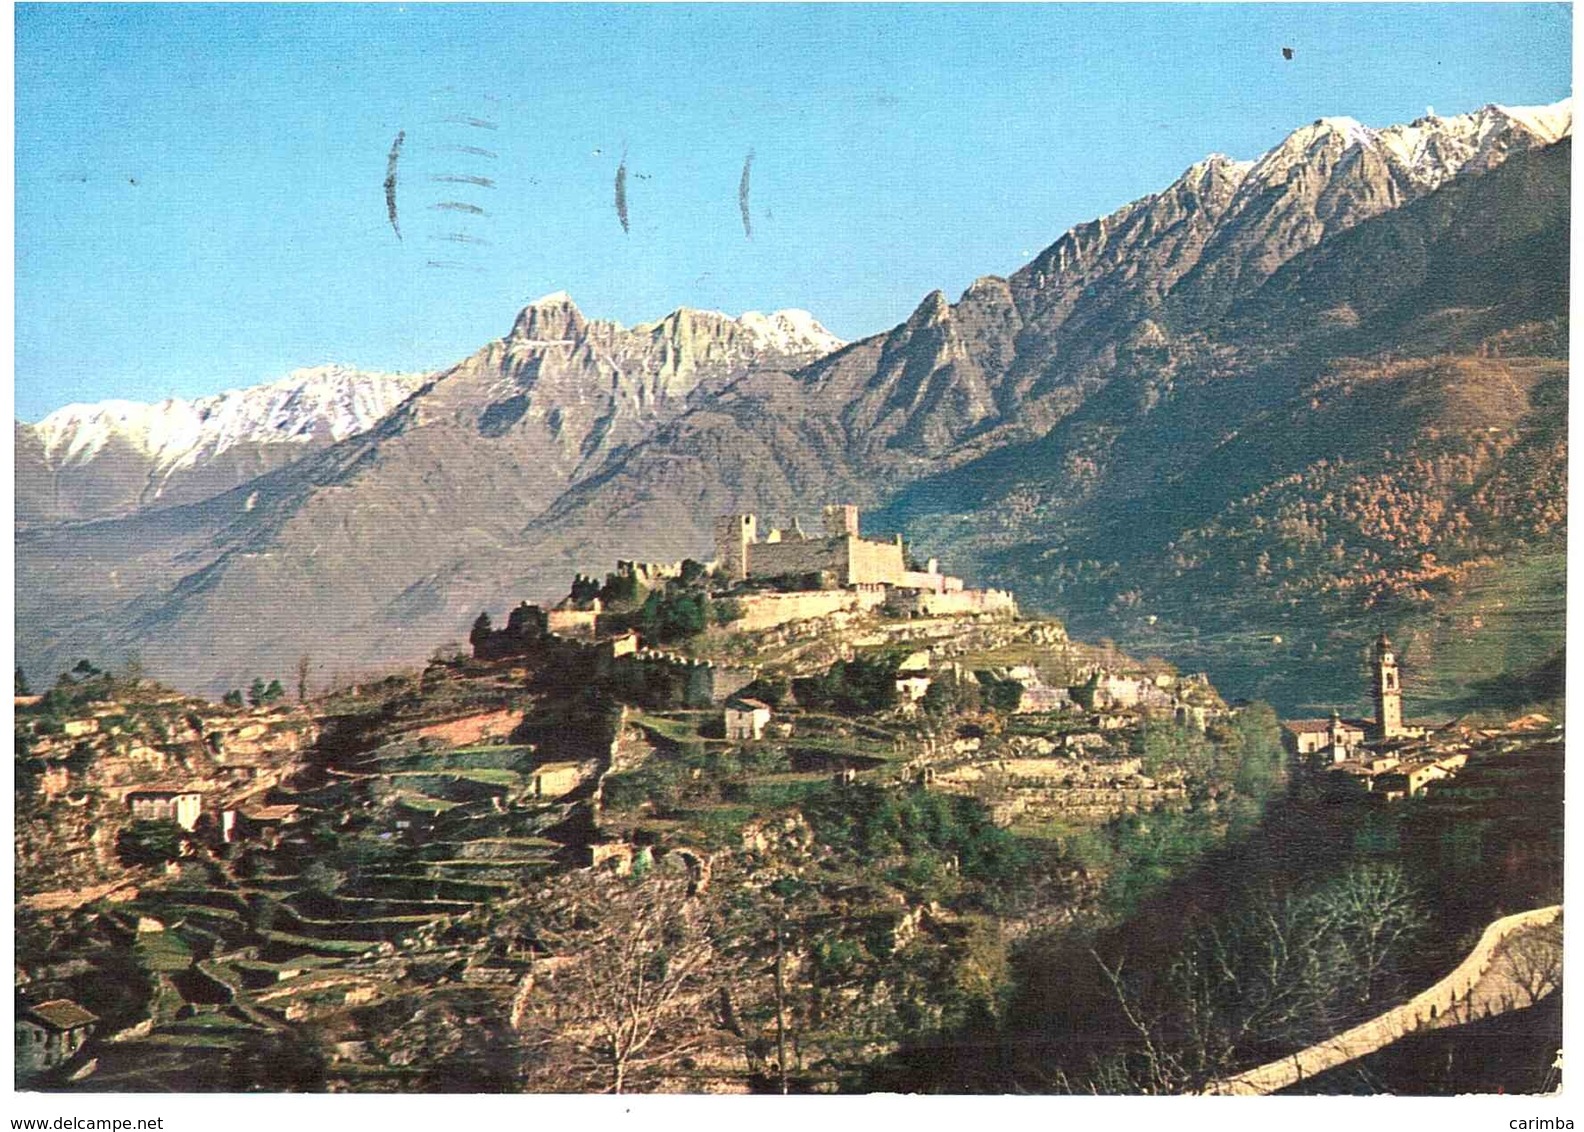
[[1373, 633, 1403, 739]]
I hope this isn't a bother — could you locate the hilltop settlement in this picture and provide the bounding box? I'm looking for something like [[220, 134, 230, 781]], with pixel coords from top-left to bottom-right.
[[14, 505, 1563, 1093]]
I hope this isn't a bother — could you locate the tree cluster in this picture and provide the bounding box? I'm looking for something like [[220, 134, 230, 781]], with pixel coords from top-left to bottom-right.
[[222, 677, 286, 708]]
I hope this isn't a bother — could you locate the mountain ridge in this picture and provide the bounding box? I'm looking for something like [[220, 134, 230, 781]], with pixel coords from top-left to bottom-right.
[[13, 100, 1569, 706]]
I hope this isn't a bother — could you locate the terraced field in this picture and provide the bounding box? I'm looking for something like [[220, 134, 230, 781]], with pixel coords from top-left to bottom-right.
[[65, 708, 608, 1087]]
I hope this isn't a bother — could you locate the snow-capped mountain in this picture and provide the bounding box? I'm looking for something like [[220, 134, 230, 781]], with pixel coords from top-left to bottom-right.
[[1010, 98, 1573, 343], [16, 301, 846, 530], [14, 97, 1567, 700], [17, 365, 429, 522]]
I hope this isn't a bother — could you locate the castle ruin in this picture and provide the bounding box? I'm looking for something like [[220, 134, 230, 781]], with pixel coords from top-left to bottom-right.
[[714, 503, 963, 594]]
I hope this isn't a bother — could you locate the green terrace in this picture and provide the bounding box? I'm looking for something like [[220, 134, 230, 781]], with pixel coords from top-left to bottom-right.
[[396, 793, 462, 814], [365, 744, 535, 771], [257, 930, 382, 959], [385, 769, 523, 792], [630, 711, 721, 745], [342, 873, 519, 903], [412, 835, 560, 859]]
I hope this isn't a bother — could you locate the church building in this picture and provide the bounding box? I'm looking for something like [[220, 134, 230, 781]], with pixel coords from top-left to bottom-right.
[[1282, 633, 1426, 763]]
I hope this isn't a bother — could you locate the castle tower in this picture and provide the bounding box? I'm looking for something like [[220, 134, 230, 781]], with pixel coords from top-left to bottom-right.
[[714, 514, 757, 581], [822, 503, 860, 538], [1373, 633, 1403, 739]]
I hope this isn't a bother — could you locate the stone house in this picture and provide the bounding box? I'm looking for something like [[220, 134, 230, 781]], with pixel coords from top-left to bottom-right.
[[724, 698, 773, 741], [894, 649, 934, 703], [529, 761, 585, 799], [15, 998, 97, 1079], [1174, 702, 1209, 731], [127, 789, 203, 832], [579, 841, 651, 875], [605, 631, 641, 659], [1375, 761, 1450, 801], [1282, 715, 1368, 762], [237, 803, 301, 847], [1015, 683, 1071, 713]]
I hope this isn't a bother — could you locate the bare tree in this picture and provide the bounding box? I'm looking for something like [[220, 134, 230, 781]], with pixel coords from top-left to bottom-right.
[[509, 866, 730, 1093], [118, 652, 147, 699], [1500, 918, 1563, 1007], [1086, 865, 1428, 1093], [296, 654, 312, 703], [1305, 862, 1428, 1008]]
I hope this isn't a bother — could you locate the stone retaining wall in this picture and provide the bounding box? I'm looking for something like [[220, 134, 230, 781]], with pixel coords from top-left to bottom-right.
[[1204, 904, 1563, 1095]]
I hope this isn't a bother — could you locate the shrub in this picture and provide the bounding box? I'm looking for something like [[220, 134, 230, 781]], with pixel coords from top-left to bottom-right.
[[117, 820, 185, 866]]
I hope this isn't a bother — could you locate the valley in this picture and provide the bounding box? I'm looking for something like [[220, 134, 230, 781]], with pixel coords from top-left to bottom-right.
[[15, 506, 1562, 1093], [14, 89, 1568, 1099]]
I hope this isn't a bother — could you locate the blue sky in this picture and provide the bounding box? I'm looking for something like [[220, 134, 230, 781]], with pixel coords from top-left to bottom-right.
[[15, 3, 1573, 421]]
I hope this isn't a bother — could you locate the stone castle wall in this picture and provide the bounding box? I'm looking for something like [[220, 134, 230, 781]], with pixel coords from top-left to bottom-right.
[[845, 537, 908, 586], [893, 589, 1018, 618], [732, 589, 888, 632], [747, 534, 853, 582]]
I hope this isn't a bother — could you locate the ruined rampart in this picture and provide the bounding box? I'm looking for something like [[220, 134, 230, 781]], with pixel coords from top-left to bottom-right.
[[893, 589, 1018, 618], [732, 589, 887, 632]]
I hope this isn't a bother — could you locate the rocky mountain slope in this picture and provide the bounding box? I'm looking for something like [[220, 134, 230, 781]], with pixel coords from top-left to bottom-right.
[[16, 305, 843, 694], [15, 101, 1567, 709], [879, 133, 1569, 714]]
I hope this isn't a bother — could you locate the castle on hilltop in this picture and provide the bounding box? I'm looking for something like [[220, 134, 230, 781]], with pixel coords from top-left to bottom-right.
[[715, 504, 963, 594], [471, 502, 1016, 683]]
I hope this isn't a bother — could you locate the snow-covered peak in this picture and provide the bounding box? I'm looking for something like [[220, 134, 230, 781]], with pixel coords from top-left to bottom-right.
[[1243, 97, 1573, 196], [508, 291, 844, 359], [732, 309, 846, 355], [29, 364, 428, 472], [1489, 97, 1572, 143], [631, 307, 846, 357], [1177, 153, 1257, 194]]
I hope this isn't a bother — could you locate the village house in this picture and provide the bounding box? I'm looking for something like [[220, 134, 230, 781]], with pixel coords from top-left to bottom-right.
[[237, 803, 302, 847], [724, 698, 773, 741], [529, 761, 585, 799], [1074, 669, 1175, 713], [1174, 701, 1209, 731], [578, 841, 652, 875], [1016, 683, 1072, 713], [894, 648, 934, 703], [15, 998, 97, 1078], [126, 788, 203, 832], [1375, 759, 1453, 801]]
